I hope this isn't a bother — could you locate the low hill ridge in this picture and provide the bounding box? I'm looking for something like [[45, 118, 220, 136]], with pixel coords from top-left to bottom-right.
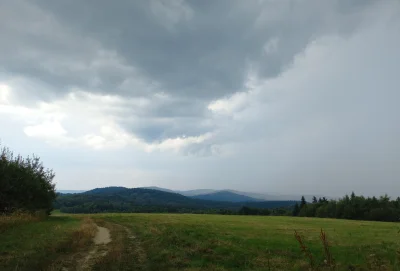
[[190, 191, 260, 202], [84, 186, 129, 195], [55, 186, 297, 214]]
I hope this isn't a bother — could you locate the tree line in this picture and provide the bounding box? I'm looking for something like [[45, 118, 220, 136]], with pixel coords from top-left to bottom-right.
[[292, 193, 400, 222], [55, 187, 400, 222], [0, 144, 56, 214]]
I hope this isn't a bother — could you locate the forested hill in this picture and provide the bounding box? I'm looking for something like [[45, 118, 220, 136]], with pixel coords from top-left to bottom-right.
[[54, 187, 297, 214], [190, 191, 260, 202], [84, 186, 130, 195]]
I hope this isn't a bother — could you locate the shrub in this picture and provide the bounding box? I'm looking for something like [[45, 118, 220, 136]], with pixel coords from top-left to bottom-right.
[[0, 144, 56, 214]]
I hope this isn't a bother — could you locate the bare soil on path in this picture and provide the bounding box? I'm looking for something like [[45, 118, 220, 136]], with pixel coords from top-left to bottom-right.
[[59, 223, 112, 271], [77, 225, 112, 270], [93, 225, 111, 245], [55, 219, 145, 271]]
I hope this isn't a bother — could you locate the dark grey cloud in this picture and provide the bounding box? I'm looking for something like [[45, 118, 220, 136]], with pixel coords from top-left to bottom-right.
[[2, 0, 377, 100], [121, 116, 214, 143], [0, 0, 377, 145]]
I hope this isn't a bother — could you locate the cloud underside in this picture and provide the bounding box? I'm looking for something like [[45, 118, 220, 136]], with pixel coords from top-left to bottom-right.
[[0, 0, 399, 195]]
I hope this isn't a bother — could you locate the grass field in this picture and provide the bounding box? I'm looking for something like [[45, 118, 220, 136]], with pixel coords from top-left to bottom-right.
[[1, 213, 400, 270], [93, 214, 400, 271], [0, 213, 96, 271]]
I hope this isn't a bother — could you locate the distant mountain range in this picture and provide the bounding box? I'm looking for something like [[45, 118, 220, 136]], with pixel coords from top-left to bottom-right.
[[141, 186, 320, 202], [57, 190, 87, 194], [58, 186, 321, 202], [190, 191, 261, 202], [54, 186, 298, 214]]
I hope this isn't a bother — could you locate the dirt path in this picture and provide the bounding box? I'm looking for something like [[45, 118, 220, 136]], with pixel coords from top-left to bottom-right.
[[59, 220, 145, 271], [77, 224, 112, 271], [93, 225, 111, 245], [59, 222, 112, 271], [88, 221, 147, 270]]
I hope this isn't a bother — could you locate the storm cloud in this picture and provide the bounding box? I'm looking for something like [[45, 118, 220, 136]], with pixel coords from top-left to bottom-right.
[[0, 0, 399, 197]]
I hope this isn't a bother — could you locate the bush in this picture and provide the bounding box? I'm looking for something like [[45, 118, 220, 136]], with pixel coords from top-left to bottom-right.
[[0, 144, 56, 214]]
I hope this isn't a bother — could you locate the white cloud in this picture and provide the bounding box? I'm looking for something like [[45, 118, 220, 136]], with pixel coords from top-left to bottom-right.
[[0, 84, 11, 104], [208, 92, 250, 115], [145, 132, 213, 153], [0, 83, 214, 153], [24, 120, 67, 138]]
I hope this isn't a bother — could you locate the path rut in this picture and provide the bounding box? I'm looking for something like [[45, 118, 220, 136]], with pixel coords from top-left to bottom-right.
[[93, 225, 111, 245], [77, 224, 111, 271]]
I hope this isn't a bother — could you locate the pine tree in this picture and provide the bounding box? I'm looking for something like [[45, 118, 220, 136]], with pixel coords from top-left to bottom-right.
[[292, 203, 300, 216], [300, 196, 307, 209], [312, 196, 318, 204]]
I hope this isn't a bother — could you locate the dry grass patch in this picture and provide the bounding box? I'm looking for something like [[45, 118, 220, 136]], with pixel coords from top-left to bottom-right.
[[46, 217, 97, 270], [0, 210, 45, 233], [0, 214, 97, 271]]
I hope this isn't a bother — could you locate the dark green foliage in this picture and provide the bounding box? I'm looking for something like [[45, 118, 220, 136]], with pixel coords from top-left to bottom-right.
[[85, 186, 129, 195], [298, 204, 317, 217], [55, 187, 297, 214], [292, 203, 300, 216], [300, 196, 307, 209], [297, 192, 400, 222], [0, 144, 56, 214], [237, 205, 291, 216], [238, 206, 272, 215]]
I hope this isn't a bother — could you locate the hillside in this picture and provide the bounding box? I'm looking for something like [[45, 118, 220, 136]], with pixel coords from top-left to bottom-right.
[[84, 186, 129, 195], [190, 191, 260, 202], [139, 186, 176, 193], [178, 189, 218, 196], [54, 187, 296, 214], [57, 190, 86, 194]]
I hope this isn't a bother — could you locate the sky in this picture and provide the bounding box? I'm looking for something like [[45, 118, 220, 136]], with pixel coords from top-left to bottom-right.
[[0, 0, 399, 197]]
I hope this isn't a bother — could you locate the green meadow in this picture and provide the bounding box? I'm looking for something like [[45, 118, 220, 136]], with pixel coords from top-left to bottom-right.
[[1, 213, 400, 270]]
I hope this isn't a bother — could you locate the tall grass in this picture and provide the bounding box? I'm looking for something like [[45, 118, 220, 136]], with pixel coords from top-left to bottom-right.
[[320, 229, 335, 269], [0, 214, 97, 270], [0, 210, 46, 233], [70, 217, 98, 248], [294, 229, 316, 268], [45, 217, 97, 270], [294, 228, 400, 270]]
